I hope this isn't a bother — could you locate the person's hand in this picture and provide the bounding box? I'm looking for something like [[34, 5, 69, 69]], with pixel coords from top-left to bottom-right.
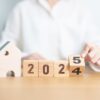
[[81, 43, 100, 66], [22, 53, 45, 60]]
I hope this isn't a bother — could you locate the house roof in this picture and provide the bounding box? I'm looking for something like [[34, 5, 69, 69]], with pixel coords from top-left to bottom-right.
[[0, 41, 10, 51]]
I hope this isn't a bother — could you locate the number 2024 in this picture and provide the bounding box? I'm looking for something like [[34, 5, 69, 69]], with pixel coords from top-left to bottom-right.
[[26, 57, 83, 76]]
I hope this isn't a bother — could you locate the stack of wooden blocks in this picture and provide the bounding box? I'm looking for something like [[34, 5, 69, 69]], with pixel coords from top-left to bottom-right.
[[0, 41, 85, 77], [23, 55, 85, 77]]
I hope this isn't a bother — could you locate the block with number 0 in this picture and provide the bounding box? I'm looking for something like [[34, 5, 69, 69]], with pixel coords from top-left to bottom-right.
[[54, 60, 68, 77], [39, 60, 54, 77], [23, 60, 38, 77], [69, 55, 85, 76]]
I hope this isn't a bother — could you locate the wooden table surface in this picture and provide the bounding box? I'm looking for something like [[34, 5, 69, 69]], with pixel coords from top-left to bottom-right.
[[0, 67, 100, 100]]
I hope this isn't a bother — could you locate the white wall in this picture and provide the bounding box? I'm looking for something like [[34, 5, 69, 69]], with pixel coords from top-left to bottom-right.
[[0, 0, 100, 33]]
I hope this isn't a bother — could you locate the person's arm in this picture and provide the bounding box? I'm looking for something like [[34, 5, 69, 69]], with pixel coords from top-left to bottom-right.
[[80, 8, 100, 72], [81, 43, 100, 72]]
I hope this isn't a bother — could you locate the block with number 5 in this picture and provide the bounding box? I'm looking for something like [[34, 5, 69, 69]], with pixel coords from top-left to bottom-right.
[[69, 55, 85, 76]]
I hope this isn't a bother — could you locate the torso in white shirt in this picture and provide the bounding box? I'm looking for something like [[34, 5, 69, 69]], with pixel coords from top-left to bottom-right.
[[1, 0, 99, 60]]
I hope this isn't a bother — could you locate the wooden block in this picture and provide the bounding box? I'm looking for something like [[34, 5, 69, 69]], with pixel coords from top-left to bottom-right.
[[39, 60, 54, 77], [69, 55, 85, 76], [54, 60, 68, 77], [0, 41, 21, 77], [23, 60, 38, 77]]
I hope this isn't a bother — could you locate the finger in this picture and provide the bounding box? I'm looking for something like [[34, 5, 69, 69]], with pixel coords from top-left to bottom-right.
[[81, 43, 91, 58], [88, 49, 96, 59], [22, 54, 45, 60], [29, 56, 45, 60], [31, 53, 45, 58], [96, 59, 100, 66], [30, 56, 45, 60], [90, 54, 100, 63], [33, 54, 45, 59]]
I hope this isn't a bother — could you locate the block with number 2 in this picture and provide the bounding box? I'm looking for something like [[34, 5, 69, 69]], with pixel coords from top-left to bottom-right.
[[54, 60, 68, 77], [23, 60, 38, 77]]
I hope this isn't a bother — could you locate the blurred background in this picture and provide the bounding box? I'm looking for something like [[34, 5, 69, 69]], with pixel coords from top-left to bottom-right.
[[0, 0, 100, 33], [0, 0, 20, 32]]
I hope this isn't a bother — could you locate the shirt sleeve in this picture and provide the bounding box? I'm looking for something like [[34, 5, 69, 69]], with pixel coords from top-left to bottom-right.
[[0, 4, 22, 48]]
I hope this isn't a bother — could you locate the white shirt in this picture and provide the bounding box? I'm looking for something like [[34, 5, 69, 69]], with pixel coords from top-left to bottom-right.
[[0, 0, 100, 71]]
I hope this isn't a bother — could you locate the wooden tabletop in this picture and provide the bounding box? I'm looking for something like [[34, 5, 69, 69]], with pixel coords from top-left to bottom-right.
[[0, 67, 100, 100]]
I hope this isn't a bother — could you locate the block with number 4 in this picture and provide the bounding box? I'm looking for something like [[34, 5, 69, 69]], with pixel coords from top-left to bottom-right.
[[23, 60, 38, 77], [39, 60, 54, 77], [54, 60, 68, 77], [69, 55, 85, 76]]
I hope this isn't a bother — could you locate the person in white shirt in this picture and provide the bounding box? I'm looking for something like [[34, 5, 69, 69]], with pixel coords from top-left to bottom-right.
[[0, 0, 100, 71]]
